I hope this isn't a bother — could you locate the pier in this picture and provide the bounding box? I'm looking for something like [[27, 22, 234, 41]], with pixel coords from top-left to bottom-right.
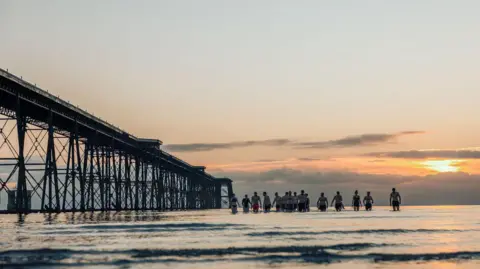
[[0, 69, 233, 213]]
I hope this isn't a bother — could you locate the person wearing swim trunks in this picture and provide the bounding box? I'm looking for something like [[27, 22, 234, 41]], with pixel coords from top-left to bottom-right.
[[363, 191, 374, 211], [297, 190, 306, 212], [390, 188, 401, 211], [251, 192, 262, 213], [281, 192, 289, 212], [293, 192, 298, 211], [352, 190, 361, 211], [272, 192, 281, 212], [286, 191, 294, 212], [331, 191, 343, 212], [242, 194, 251, 213], [317, 193, 328, 212], [263, 192, 272, 213], [305, 193, 310, 212], [230, 194, 241, 214]]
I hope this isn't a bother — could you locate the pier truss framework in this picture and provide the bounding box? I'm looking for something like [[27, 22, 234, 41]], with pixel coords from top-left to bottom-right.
[[0, 69, 233, 213]]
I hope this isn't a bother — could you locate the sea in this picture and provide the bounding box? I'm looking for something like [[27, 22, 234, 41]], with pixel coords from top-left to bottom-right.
[[0, 206, 479, 268]]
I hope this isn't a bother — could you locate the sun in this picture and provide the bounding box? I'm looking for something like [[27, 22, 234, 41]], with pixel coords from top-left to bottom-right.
[[421, 160, 461, 173]]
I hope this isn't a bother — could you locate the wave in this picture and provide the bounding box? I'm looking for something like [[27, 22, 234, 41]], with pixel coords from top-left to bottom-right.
[[78, 222, 244, 230], [1, 245, 480, 267], [0, 243, 387, 257], [37, 222, 247, 235], [247, 228, 469, 237]]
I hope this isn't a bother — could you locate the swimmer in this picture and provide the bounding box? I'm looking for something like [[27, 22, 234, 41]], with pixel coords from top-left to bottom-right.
[[390, 188, 402, 211], [286, 191, 294, 212], [282, 192, 289, 212], [272, 192, 281, 212], [352, 190, 361, 211], [363, 191, 374, 211], [263, 192, 272, 213], [293, 192, 298, 211], [251, 192, 262, 213], [305, 193, 310, 212], [317, 193, 328, 212], [242, 194, 251, 213], [230, 193, 241, 214], [298, 190, 307, 212], [331, 191, 343, 212]]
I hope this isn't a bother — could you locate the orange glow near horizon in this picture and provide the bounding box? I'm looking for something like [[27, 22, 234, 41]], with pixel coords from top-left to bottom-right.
[[420, 160, 462, 173], [205, 157, 478, 176]]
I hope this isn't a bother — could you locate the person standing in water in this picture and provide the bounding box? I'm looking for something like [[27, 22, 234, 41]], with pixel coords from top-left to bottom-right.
[[305, 193, 310, 212], [352, 190, 362, 211], [390, 188, 402, 211], [242, 195, 251, 213], [251, 192, 262, 213], [317, 193, 328, 212], [331, 191, 343, 212], [293, 192, 298, 212], [263, 192, 272, 213], [297, 190, 306, 212], [286, 191, 294, 212], [230, 194, 241, 214], [363, 191, 374, 211], [282, 192, 289, 212], [272, 192, 281, 212]]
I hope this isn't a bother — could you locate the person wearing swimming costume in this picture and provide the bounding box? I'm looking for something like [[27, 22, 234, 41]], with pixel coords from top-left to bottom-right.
[[317, 193, 328, 212], [272, 192, 281, 212], [297, 190, 306, 212], [331, 191, 343, 212], [352, 190, 361, 211], [286, 191, 294, 212], [363, 191, 374, 211], [281, 192, 289, 212], [242, 194, 251, 213], [251, 192, 262, 213], [263, 192, 272, 213], [390, 188, 401, 211], [230, 194, 241, 214], [305, 193, 310, 212], [292, 192, 298, 211]]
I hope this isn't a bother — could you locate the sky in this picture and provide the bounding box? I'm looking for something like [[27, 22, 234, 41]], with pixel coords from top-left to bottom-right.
[[1, 1, 480, 205]]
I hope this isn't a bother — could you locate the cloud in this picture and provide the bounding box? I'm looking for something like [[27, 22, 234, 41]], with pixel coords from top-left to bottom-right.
[[164, 131, 424, 152], [164, 139, 291, 152], [216, 168, 480, 205], [294, 131, 424, 149], [365, 149, 480, 159]]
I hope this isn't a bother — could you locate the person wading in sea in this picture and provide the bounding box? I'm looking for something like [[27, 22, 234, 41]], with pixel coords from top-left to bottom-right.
[[331, 191, 343, 212], [390, 188, 402, 211], [242, 195, 251, 213], [363, 191, 374, 211], [317, 193, 328, 212], [298, 190, 307, 212], [282, 192, 289, 212], [286, 191, 294, 212], [251, 192, 262, 213], [293, 192, 298, 212], [230, 194, 241, 214], [305, 193, 310, 212], [263, 192, 271, 213], [272, 192, 281, 212], [352, 190, 362, 211]]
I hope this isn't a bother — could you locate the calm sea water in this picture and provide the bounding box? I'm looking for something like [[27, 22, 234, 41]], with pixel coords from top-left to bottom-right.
[[1, 206, 479, 268]]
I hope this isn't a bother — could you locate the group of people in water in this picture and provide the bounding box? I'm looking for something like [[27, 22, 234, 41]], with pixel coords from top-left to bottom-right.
[[230, 188, 402, 214]]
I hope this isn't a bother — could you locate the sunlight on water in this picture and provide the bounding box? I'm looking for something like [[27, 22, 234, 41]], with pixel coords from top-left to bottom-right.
[[0, 206, 479, 268]]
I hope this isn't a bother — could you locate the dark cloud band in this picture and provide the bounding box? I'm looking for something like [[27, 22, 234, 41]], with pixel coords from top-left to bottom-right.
[[164, 131, 424, 152]]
